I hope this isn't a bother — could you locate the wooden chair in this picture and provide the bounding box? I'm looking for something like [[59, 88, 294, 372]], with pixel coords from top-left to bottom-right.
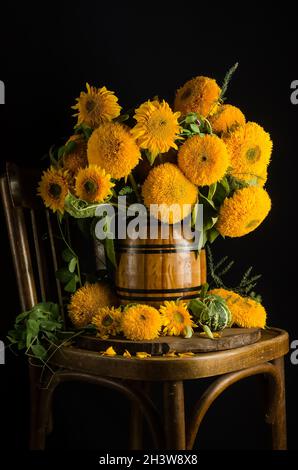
[[0, 162, 289, 450]]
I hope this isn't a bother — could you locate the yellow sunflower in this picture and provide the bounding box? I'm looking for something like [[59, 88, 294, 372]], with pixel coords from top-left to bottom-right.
[[68, 282, 118, 328], [62, 135, 88, 176], [131, 100, 182, 159], [92, 306, 122, 337], [160, 300, 195, 336], [121, 304, 162, 341], [178, 134, 230, 186], [223, 121, 273, 184], [216, 186, 271, 237], [209, 288, 266, 328], [209, 104, 246, 134], [87, 122, 141, 179], [72, 83, 121, 128], [142, 163, 198, 224], [75, 165, 114, 203], [174, 76, 221, 117], [37, 167, 69, 214]]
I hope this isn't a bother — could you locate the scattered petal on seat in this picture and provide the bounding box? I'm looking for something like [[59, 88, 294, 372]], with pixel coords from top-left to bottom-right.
[[163, 351, 177, 357], [100, 346, 117, 356], [136, 351, 151, 359], [178, 351, 195, 357], [123, 349, 132, 358]]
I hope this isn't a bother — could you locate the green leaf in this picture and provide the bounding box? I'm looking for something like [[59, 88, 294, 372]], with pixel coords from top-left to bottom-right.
[[184, 113, 198, 124], [64, 276, 77, 293], [208, 183, 217, 200], [39, 320, 62, 332], [58, 146, 65, 159], [182, 325, 194, 338], [15, 310, 30, 324], [207, 227, 220, 243], [114, 114, 129, 123], [144, 149, 156, 165], [64, 140, 77, 155], [68, 257, 77, 273], [190, 123, 201, 133], [64, 193, 101, 218], [62, 248, 75, 262], [199, 192, 217, 211], [118, 186, 133, 196], [27, 319, 39, 337], [55, 268, 74, 284], [31, 344, 47, 360]]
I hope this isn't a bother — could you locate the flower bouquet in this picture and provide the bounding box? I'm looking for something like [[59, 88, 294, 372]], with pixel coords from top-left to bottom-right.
[[8, 64, 272, 360]]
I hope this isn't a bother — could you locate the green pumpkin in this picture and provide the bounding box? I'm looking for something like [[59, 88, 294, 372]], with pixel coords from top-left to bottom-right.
[[188, 294, 232, 339]]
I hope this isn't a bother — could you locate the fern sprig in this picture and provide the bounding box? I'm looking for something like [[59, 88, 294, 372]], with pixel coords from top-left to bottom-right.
[[220, 62, 239, 102]]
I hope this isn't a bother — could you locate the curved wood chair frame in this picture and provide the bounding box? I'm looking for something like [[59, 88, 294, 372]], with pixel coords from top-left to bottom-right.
[[0, 162, 289, 450]]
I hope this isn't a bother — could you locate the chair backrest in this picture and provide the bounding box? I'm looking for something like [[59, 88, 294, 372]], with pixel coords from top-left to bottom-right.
[[0, 162, 65, 321]]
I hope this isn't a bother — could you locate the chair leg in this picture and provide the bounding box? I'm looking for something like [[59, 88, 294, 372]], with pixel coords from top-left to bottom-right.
[[270, 357, 287, 450], [130, 401, 143, 450], [163, 381, 186, 450], [28, 365, 41, 450]]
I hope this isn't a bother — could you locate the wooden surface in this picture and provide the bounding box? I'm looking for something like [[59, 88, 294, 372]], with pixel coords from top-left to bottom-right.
[[115, 224, 207, 307], [76, 328, 261, 355], [51, 328, 289, 381]]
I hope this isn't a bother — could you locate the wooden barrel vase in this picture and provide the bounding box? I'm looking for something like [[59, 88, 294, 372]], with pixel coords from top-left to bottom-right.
[[115, 224, 206, 307]]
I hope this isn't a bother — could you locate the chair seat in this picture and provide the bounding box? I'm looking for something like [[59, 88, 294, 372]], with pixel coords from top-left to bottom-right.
[[50, 327, 289, 381]]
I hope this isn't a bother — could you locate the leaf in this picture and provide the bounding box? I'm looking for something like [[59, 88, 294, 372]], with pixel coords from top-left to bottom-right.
[[220, 62, 239, 102], [68, 257, 77, 273], [190, 123, 201, 134], [64, 276, 77, 293], [182, 325, 194, 338], [62, 248, 75, 262], [64, 140, 77, 155], [31, 344, 47, 360], [199, 192, 217, 211], [118, 186, 133, 196], [64, 193, 101, 218], [207, 227, 220, 243], [208, 183, 217, 200], [55, 268, 74, 284], [39, 320, 62, 332], [15, 310, 30, 324], [57, 146, 65, 159], [27, 319, 39, 337], [184, 113, 198, 124]]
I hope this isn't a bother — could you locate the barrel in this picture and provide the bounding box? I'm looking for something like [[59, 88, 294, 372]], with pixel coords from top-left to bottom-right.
[[115, 224, 206, 307]]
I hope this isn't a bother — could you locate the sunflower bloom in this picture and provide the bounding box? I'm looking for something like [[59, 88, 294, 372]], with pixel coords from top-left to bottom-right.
[[68, 282, 118, 328], [37, 167, 69, 214], [209, 104, 246, 134], [174, 76, 221, 117], [87, 122, 141, 179], [209, 288, 266, 328], [92, 306, 122, 337], [223, 121, 273, 184], [178, 134, 230, 186], [121, 304, 162, 341], [62, 135, 88, 176], [131, 100, 182, 159], [72, 83, 121, 128], [160, 300, 195, 336], [216, 186, 271, 237], [142, 163, 198, 224], [75, 165, 114, 203]]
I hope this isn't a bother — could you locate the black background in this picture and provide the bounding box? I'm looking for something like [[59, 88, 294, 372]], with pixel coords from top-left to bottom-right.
[[0, 3, 297, 451]]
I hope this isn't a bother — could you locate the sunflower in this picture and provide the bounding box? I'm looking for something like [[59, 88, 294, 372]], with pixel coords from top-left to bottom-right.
[[209, 104, 246, 134], [68, 282, 118, 328], [37, 167, 69, 214], [72, 83, 121, 128], [209, 288, 267, 328], [223, 122, 273, 184], [87, 122, 141, 179], [121, 304, 162, 341], [174, 76, 221, 117], [75, 165, 114, 203], [160, 300, 195, 336], [142, 163, 198, 224], [62, 135, 88, 176], [178, 134, 230, 186], [216, 186, 271, 237], [92, 306, 122, 337], [131, 100, 182, 159]]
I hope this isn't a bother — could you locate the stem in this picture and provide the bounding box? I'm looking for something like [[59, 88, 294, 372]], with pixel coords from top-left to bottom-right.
[[128, 173, 142, 203], [57, 215, 82, 287]]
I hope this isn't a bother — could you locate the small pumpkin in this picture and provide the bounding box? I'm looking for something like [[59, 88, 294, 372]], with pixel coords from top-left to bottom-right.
[[188, 292, 232, 339]]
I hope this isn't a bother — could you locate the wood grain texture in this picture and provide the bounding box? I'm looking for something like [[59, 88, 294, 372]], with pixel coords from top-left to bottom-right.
[[51, 328, 289, 381], [76, 328, 261, 355], [115, 223, 206, 307]]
